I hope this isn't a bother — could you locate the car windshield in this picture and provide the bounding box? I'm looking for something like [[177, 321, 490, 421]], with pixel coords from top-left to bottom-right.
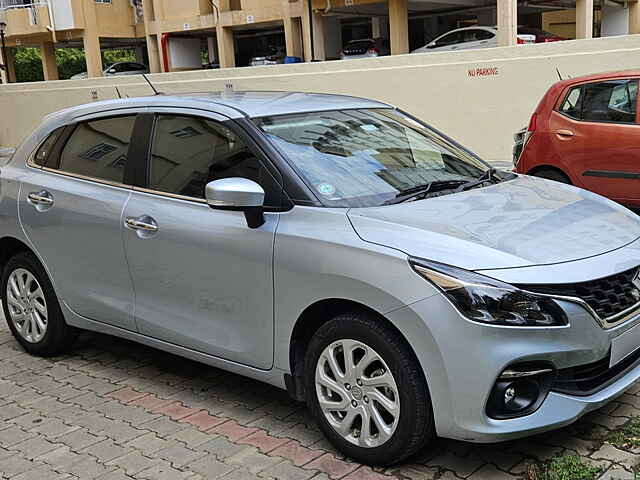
[[255, 109, 492, 207]]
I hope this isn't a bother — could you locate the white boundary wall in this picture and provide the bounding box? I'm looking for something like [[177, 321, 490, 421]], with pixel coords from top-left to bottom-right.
[[1, 35, 639, 162]]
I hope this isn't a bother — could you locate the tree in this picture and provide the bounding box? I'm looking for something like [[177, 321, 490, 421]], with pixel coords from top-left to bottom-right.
[[14, 47, 138, 83]]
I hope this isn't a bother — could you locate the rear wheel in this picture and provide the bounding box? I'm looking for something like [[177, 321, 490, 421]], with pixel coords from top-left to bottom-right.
[[1, 252, 76, 356], [304, 312, 434, 466], [532, 168, 571, 184]]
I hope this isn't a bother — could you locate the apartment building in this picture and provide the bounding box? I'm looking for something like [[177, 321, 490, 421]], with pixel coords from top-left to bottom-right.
[[1, 0, 639, 84], [0, 0, 145, 82]]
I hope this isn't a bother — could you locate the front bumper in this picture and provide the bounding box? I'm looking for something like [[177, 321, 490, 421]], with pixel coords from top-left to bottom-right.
[[387, 291, 640, 443]]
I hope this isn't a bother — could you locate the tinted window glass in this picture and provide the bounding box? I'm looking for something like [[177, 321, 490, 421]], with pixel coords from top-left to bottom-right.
[[461, 29, 488, 42], [583, 80, 637, 123], [58, 116, 136, 183], [34, 127, 64, 167], [150, 115, 281, 206], [560, 87, 582, 119], [561, 80, 638, 123], [435, 32, 462, 47], [475, 29, 494, 40], [256, 109, 488, 208]]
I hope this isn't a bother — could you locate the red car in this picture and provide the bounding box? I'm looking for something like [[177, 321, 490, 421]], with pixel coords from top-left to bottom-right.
[[514, 70, 640, 208]]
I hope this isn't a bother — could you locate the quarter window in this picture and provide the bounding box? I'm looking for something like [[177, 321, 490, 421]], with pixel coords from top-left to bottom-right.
[[560, 87, 582, 119], [58, 116, 136, 184], [149, 115, 281, 206], [559, 80, 638, 124], [33, 127, 64, 167]]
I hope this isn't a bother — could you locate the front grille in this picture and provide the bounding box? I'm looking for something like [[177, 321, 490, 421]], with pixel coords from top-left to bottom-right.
[[553, 347, 640, 396], [518, 267, 640, 323]]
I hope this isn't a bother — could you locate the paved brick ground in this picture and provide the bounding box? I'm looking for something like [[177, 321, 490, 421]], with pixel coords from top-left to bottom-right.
[[1, 319, 640, 480]]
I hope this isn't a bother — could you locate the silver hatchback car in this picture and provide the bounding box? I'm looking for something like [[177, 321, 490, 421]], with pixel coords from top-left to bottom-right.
[[2, 91, 640, 466]]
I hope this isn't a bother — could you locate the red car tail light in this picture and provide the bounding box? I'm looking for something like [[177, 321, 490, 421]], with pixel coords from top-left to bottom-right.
[[367, 47, 380, 55]]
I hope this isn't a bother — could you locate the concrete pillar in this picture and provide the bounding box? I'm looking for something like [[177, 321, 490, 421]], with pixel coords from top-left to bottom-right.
[[83, 34, 103, 77], [372, 17, 389, 40], [82, 0, 103, 77], [389, 0, 409, 55], [40, 42, 59, 81], [147, 35, 161, 73], [284, 16, 304, 59], [301, 1, 314, 61], [142, 0, 160, 72], [630, 0, 639, 34], [497, 0, 517, 46], [216, 25, 235, 68], [576, 0, 594, 39], [310, 12, 326, 61]]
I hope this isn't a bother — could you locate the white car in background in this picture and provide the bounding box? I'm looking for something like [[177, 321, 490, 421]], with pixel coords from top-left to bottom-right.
[[70, 62, 149, 80], [412, 26, 537, 53]]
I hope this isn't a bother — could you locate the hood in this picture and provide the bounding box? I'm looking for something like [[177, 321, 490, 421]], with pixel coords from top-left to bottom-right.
[[347, 175, 640, 271]]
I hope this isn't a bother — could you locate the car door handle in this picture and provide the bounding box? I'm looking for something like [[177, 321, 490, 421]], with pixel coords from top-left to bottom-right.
[[556, 129, 575, 137], [27, 191, 54, 207], [125, 216, 158, 233]]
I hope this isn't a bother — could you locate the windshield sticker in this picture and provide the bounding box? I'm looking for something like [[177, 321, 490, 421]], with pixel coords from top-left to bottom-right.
[[316, 183, 337, 196]]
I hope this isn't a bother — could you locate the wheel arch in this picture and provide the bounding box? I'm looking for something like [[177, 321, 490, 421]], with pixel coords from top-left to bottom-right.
[[286, 298, 422, 401], [0, 237, 35, 277], [527, 165, 573, 184]]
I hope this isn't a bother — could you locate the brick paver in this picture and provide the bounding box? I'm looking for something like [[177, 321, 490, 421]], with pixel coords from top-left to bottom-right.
[[1, 317, 640, 480]]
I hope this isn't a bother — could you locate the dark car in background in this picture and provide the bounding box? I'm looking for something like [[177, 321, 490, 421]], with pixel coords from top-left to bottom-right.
[[341, 38, 391, 60]]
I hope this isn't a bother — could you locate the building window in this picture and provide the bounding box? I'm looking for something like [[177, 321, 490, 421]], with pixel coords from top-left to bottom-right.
[[95, 0, 112, 4]]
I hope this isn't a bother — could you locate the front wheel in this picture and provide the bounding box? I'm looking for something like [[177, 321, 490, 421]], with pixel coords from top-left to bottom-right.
[[305, 312, 434, 466]]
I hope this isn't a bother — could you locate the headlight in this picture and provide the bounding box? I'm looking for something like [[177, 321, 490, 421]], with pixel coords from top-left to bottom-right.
[[410, 258, 568, 327]]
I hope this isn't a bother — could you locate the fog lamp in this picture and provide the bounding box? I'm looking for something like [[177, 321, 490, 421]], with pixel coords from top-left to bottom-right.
[[487, 364, 555, 419]]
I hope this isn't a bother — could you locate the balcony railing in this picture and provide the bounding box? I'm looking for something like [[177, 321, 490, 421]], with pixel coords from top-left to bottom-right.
[[0, 1, 47, 11]]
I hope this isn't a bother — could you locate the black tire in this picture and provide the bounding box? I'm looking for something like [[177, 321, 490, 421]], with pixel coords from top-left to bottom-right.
[[532, 168, 571, 184], [1, 251, 76, 356], [304, 312, 434, 466]]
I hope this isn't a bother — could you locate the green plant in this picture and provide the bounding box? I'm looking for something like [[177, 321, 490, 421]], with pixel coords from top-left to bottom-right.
[[526, 455, 602, 480], [607, 416, 640, 450], [13, 47, 139, 83]]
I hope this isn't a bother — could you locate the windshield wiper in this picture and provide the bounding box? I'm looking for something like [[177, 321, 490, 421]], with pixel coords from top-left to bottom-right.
[[382, 180, 467, 205], [455, 168, 499, 193]]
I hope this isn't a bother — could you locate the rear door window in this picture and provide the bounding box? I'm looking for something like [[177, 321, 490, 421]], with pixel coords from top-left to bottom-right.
[[57, 115, 136, 184], [560, 79, 638, 124]]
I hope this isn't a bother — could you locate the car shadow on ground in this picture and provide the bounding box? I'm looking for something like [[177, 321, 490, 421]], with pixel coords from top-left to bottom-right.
[[57, 328, 633, 477]]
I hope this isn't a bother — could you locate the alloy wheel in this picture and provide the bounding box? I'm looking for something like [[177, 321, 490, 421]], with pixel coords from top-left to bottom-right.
[[315, 339, 400, 448], [6, 268, 48, 343]]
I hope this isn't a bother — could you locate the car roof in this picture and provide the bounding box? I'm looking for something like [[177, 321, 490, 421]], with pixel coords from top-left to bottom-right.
[[557, 69, 640, 87], [51, 91, 392, 123]]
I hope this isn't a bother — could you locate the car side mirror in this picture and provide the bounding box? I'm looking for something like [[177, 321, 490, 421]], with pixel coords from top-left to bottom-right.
[[426, 43, 437, 49], [108, 69, 117, 74], [205, 178, 266, 229]]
